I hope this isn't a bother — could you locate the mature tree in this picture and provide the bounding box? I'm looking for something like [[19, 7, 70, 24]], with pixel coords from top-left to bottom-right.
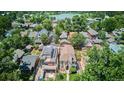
[[70, 66, 77, 74], [72, 15, 87, 32], [0, 16, 12, 38], [121, 32, 124, 40], [42, 19, 53, 31], [81, 45, 124, 81], [70, 74, 80, 81], [70, 33, 86, 49], [0, 61, 20, 81], [115, 15, 124, 29], [90, 21, 102, 31], [34, 24, 43, 31], [56, 73, 66, 81], [98, 31, 106, 40], [55, 25, 63, 37], [102, 17, 117, 32], [40, 33, 49, 45]]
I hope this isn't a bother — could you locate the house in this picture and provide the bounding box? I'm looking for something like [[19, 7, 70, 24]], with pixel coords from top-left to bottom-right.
[[112, 30, 121, 37], [37, 29, 48, 38], [105, 32, 112, 39], [49, 32, 57, 43], [20, 55, 40, 71], [59, 40, 76, 72], [60, 32, 68, 40], [29, 23, 38, 28], [38, 44, 44, 51], [85, 41, 92, 48], [13, 49, 25, 62], [87, 28, 98, 39], [80, 32, 89, 38], [36, 45, 58, 80], [21, 23, 30, 29], [109, 43, 124, 53], [92, 38, 103, 44], [12, 21, 21, 28], [68, 32, 77, 39], [60, 39, 71, 45], [26, 45, 33, 50], [31, 48, 41, 55], [20, 31, 28, 37], [107, 38, 115, 43], [28, 31, 37, 38]]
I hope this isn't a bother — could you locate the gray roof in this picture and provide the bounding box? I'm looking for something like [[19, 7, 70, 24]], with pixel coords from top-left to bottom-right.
[[22, 55, 39, 70], [39, 29, 48, 35], [42, 65, 57, 70], [93, 39, 102, 44], [30, 24, 38, 28], [49, 32, 57, 42], [40, 45, 58, 63], [107, 38, 115, 43], [60, 32, 68, 39], [26, 45, 33, 49], [14, 49, 25, 58], [28, 31, 37, 38], [105, 32, 111, 38], [80, 32, 89, 38], [87, 28, 98, 36], [60, 39, 71, 44]]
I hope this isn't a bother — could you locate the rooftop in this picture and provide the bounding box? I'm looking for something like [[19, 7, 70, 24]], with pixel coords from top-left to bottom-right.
[[60, 32, 68, 39], [22, 55, 39, 70], [80, 32, 89, 38], [87, 28, 98, 36], [109, 43, 124, 53]]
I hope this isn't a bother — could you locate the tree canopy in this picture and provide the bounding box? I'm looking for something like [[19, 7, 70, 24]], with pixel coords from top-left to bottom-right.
[[70, 33, 86, 49], [81, 46, 124, 81]]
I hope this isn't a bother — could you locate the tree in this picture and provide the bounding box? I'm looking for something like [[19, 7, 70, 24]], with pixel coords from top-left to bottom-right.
[[42, 19, 53, 31], [70, 33, 86, 49], [102, 17, 117, 32], [98, 31, 106, 40], [81, 45, 124, 81], [40, 33, 49, 45], [121, 32, 124, 40], [56, 73, 66, 81], [114, 15, 124, 29], [70, 74, 80, 81], [34, 24, 43, 31], [0, 15, 12, 39], [55, 25, 63, 37], [72, 15, 87, 32], [90, 21, 102, 31], [70, 66, 77, 74]]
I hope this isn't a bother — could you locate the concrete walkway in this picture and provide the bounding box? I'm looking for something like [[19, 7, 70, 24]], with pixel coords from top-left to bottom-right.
[[66, 70, 69, 81]]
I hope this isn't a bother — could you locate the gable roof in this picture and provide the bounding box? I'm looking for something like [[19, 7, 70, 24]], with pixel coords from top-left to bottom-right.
[[26, 45, 33, 49], [109, 44, 124, 53], [105, 32, 112, 38], [60, 39, 71, 45], [107, 38, 115, 43], [60, 43, 76, 63], [60, 32, 67, 39], [40, 45, 58, 63], [22, 55, 39, 70], [14, 49, 25, 58], [28, 31, 37, 38], [80, 32, 89, 38], [87, 28, 98, 36], [93, 38, 102, 44]]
